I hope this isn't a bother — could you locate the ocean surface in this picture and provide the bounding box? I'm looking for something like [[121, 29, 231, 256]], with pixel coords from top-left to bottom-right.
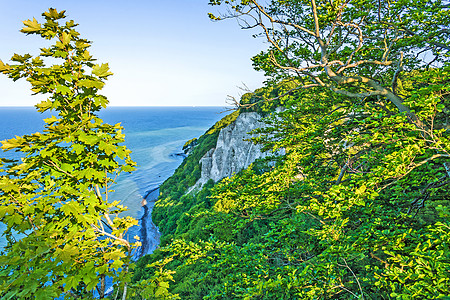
[[0, 106, 228, 251]]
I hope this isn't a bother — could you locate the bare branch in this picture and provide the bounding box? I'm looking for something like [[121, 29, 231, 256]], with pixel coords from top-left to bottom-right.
[[91, 224, 130, 249], [381, 154, 450, 190], [310, 0, 321, 38], [337, 258, 365, 300], [336, 21, 364, 69]]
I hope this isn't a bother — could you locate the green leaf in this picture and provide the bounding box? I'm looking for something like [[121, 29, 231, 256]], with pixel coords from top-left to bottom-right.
[[35, 99, 53, 112], [116, 146, 127, 159], [55, 85, 71, 95], [60, 163, 74, 173], [75, 40, 90, 49], [11, 53, 32, 63], [54, 50, 68, 58], [99, 140, 115, 155], [1, 136, 24, 151], [63, 275, 79, 292], [61, 201, 81, 217], [78, 79, 105, 89], [355, 185, 366, 196], [43, 115, 58, 124], [85, 274, 98, 291], [79, 133, 100, 146], [99, 158, 115, 168], [72, 143, 84, 154], [0, 60, 10, 73], [61, 32, 71, 45], [43, 8, 66, 20], [436, 104, 445, 112], [32, 57, 44, 66], [94, 95, 109, 108], [11, 214, 22, 225], [61, 74, 74, 82], [92, 63, 113, 78], [0, 206, 13, 218], [81, 50, 92, 61], [21, 17, 41, 34]]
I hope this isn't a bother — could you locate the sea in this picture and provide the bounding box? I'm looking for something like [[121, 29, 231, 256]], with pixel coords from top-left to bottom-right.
[[0, 106, 228, 252]]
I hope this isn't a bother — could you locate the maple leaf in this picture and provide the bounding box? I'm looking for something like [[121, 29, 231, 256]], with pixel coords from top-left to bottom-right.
[[20, 17, 41, 34], [92, 63, 113, 78]]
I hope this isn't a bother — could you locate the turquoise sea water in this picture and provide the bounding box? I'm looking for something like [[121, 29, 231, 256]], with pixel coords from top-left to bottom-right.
[[0, 106, 228, 250]]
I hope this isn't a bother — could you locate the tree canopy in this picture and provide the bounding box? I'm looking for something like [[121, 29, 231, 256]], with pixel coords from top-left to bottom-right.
[[0, 9, 138, 299], [0, 2, 449, 299], [135, 0, 450, 299], [209, 0, 449, 110]]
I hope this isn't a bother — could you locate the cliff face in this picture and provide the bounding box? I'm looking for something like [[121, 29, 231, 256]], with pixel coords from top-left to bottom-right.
[[191, 112, 267, 190]]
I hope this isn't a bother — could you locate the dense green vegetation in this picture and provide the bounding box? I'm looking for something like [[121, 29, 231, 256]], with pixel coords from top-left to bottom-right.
[[136, 0, 450, 299], [153, 111, 239, 243], [138, 74, 450, 299], [1, 1, 449, 299], [0, 9, 138, 298]]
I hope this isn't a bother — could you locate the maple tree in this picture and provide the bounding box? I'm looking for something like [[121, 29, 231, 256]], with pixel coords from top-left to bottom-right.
[[0, 9, 138, 299]]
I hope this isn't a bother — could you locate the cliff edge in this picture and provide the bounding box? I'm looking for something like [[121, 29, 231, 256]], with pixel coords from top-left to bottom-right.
[[190, 112, 268, 191]]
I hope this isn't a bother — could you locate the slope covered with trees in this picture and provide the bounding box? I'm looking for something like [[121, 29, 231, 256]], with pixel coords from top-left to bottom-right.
[[135, 0, 450, 299], [0, 1, 449, 299]]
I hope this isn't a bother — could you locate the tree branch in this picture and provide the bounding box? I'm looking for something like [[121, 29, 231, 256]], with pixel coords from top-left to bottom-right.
[[91, 224, 130, 248]]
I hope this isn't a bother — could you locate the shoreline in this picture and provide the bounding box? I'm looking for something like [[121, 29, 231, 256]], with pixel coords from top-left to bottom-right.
[[136, 187, 161, 259], [135, 152, 186, 259]]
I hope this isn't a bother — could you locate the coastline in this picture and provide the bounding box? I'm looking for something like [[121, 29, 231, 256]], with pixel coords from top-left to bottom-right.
[[136, 187, 161, 259], [134, 152, 188, 259]]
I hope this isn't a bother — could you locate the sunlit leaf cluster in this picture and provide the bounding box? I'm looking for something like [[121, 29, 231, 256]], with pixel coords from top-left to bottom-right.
[[0, 9, 139, 299], [139, 1, 450, 299]]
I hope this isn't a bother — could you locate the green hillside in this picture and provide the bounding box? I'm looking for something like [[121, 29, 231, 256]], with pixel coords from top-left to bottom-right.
[[1, 1, 449, 299], [152, 110, 240, 241], [133, 65, 450, 299]]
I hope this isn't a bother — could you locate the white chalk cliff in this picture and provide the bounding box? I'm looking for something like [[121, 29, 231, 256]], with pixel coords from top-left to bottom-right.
[[191, 112, 268, 191]]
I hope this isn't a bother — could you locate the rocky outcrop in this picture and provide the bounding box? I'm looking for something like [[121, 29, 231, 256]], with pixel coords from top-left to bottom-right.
[[190, 112, 268, 191]]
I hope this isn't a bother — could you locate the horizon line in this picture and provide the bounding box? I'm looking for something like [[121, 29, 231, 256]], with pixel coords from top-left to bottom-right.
[[0, 105, 234, 108]]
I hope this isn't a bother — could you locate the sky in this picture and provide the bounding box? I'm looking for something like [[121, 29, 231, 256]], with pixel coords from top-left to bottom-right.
[[0, 0, 267, 106]]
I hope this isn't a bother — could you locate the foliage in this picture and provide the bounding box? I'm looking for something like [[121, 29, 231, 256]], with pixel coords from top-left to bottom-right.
[[138, 0, 450, 299], [0, 9, 138, 298], [238, 80, 296, 115], [141, 66, 450, 299], [152, 111, 239, 239], [209, 0, 450, 119], [5, 2, 447, 299], [125, 258, 180, 300]]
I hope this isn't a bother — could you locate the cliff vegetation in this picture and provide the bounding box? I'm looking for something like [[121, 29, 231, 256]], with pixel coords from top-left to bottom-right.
[[135, 0, 450, 299], [0, 0, 449, 299]]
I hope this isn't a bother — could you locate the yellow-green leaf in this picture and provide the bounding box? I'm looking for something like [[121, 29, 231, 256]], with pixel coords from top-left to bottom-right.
[[78, 79, 105, 89], [43, 8, 66, 20], [0, 60, 10, 73], [35, 99, 53, 112], [61, 32, 71, 45], [92, 63, 113, 78], [21, 17, 41, 34]]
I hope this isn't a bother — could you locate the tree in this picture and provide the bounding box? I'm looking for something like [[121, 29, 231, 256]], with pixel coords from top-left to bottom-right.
[[130, 1, 449, 299], [208, 0, 449, 118], [0, 9, 138, 299], [139, 71, 449, 299]]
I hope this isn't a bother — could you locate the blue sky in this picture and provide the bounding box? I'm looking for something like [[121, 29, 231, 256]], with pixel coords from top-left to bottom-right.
[[0, 0, 266, 106]]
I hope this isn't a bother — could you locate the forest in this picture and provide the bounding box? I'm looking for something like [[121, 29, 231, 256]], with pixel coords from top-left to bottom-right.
[[0, 0, 449, 299], [140, 0, 450, 299]]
